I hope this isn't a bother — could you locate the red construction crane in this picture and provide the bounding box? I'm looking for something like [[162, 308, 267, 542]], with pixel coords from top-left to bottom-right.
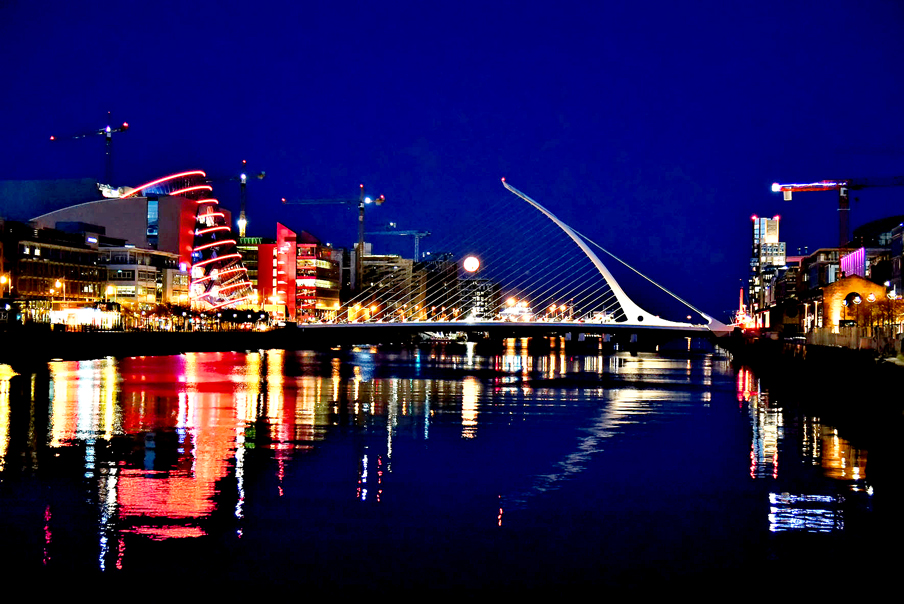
[[50, 111, 129, 185], [771, 176, 904, 248], [281, 184, 385, 292]]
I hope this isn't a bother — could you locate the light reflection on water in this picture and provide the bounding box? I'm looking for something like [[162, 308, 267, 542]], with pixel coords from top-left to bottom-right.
[[735, 366, 870, 534], [0, 347, 878, 582]]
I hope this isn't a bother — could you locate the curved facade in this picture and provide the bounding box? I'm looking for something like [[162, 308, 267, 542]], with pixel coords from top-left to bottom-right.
[[31, 170, 253, 310]]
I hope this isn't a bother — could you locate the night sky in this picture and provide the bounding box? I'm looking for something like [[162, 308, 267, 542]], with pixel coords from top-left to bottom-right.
[[2, 1, 904, 319]]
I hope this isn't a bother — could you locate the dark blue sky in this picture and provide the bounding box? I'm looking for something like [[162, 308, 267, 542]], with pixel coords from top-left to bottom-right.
[[2, 0, 903, 319]]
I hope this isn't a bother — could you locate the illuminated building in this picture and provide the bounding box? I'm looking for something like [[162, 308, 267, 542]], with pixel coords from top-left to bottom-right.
[[748, 215, 786, 315], [0, 218, 104, 304], [255, 223, 340, 322], [237, 236, 274, 305], [297, 239, 341, 321], [459, 278, 501, 320], [412, 252, 459, 320], [892, 224, 904, 295], [800, 248, 841, 290], [101, 247, 189, 307], [358, 253, 414, 321], [26, 171, 253, 310], [798, 274, 887, 332], [31, 191, 199, 268]]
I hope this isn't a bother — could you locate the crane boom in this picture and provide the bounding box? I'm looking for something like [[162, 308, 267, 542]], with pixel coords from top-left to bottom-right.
[[771, 175, 904, 248], [365, 227, 431, 258], [49, 111, 129, 185], [281, 185, 385, 291]]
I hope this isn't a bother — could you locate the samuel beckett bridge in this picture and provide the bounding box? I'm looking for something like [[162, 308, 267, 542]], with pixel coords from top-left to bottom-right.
[[297, 179, 730, 344]]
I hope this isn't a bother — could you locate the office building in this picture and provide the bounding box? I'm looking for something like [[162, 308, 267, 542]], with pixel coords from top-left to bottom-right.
[[748, 215, 786, 313], [255, 223, 340, 322]]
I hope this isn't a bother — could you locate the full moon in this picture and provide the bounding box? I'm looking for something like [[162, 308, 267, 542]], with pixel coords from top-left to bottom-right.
[[463, 256, 480, 272]]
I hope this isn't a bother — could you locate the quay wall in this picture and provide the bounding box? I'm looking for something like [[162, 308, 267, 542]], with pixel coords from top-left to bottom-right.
[[723, 333, 904, 438]]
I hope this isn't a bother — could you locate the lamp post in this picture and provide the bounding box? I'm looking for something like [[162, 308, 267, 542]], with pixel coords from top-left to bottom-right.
[[0, 275, 8, 298]]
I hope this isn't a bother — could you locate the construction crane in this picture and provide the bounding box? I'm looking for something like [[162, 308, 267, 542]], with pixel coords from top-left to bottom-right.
[[366, 223, 431, 259], [237, 160, 266, 238], [771, 176, 904, 248], [50, 111, 129, 185], [281, 184, 385, 292], [204, 160, 265, 237]]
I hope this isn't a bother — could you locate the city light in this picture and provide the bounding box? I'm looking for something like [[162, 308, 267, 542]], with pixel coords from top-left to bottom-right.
[[120, 170, 207, 198]]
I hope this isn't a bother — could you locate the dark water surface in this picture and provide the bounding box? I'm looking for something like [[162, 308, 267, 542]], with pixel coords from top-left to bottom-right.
[[0, 343, 894, 589]]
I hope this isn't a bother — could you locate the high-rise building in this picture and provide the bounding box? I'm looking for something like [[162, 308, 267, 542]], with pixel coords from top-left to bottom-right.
[[748, 215, 786, 312]]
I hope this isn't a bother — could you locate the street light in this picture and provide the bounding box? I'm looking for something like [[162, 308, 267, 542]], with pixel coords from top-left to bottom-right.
[[0, 275, 8, 297]]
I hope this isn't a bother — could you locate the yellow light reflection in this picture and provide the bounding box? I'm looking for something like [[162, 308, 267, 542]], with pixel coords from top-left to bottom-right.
[[462, 376, 479, 439], [0, 364, 16, 471], [49, 361, 80, 447]]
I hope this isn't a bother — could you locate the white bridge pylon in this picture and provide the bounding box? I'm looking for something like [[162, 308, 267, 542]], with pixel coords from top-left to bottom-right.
[[501, 179, 728, 335]]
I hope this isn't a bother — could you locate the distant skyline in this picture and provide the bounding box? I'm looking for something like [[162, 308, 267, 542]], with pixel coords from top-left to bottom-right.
[[3, 0, 904, 319]]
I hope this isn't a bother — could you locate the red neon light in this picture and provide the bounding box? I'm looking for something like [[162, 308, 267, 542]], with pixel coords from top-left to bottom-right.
[[217, 266, 248, 277], [200, 211, 225, 219], [196, 198, 219, 205], [170, 185, 213, 196], [121, 170, 207, 198], [196, 226, 230, 235], [218, 281, 252, 292], [192, 253, 241, 269], [193, 239, 236, 252], [210, 295, 254, 310]]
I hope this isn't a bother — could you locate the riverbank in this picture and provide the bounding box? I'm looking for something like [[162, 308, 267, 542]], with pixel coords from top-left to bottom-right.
[[724, 334, 904, 460], [724, 334, 904, 542]]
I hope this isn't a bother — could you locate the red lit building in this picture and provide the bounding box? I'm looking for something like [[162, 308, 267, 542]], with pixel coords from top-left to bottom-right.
[[256, 223, 340, 322]]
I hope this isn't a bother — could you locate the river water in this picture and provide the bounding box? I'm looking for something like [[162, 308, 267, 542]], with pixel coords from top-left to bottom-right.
[[0, 341, 895, 589]]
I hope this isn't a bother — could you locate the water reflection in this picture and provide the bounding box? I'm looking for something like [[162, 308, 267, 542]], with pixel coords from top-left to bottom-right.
[[737, 365, 870, 533], [0, 348, 878, 579]]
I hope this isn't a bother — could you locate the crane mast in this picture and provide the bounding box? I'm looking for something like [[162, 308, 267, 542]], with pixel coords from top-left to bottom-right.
[[236, 160, 265, 238], [281, 185, 385, 292]]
